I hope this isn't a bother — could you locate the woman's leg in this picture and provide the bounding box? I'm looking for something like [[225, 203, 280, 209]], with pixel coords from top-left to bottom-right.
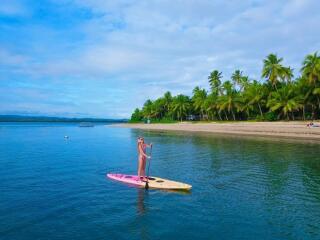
[[138, 156, 143, 178], [142, 157, 147, 177], [142, 158, 149, 181]]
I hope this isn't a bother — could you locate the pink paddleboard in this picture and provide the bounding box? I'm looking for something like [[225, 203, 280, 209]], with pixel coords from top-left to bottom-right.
[[107, 173, 192, 190]]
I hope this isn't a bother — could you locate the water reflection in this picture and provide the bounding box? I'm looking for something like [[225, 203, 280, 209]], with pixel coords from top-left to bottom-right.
[[137, 188, 147, 215]]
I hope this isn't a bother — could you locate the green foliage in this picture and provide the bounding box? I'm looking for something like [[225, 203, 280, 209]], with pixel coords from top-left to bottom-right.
[[264, 112, 277, 121], [130, 52, 320, 122], [172, 94, 191, 121], [129, 108, 143, 122], [208, 70, 222, 95]]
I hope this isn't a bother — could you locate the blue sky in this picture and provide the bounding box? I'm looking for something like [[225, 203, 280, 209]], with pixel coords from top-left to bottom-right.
[[0, 0, 319, 118]]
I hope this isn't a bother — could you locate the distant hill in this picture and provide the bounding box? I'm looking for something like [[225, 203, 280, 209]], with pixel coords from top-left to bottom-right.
[[0, 115, 128, 123]]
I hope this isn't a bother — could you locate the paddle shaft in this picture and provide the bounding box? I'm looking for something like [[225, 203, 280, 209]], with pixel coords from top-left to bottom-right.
[[145, 145, 152, 189]]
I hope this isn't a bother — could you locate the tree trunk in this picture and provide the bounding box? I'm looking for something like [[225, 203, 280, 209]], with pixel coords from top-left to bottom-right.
[[312, 105, 315, 120], [231, 109, 236, 121], [303, 105, 306, 121], [258, 103, 263, 117], [224, 110, 228, 121], [218, 112, 222, 121]]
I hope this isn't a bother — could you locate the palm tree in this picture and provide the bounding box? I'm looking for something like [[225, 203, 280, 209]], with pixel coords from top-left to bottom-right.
[[267, 84, 302, 120], [163, 91, 173, 116], [142, 99, 153, 119], [239, 96, 254, 119], [231, 70, 248, 91], [296, 77, 313, 120], [208, 70, 222, 95], [240, 76, 250, 90], [301, 52, 320, 113], [282, 67, 294, 83], [244, 80, 266, 117], [205, 93, 221, 120], [130, 108, 142, 122], [301, 52, 320, 85], [152, 98, 165, 119], [231, 70, 243, 86], [218, 81, 241, 121], [262, 54, 287, 90], [172, 94, 191, 121], [192, 87, 208, 120]]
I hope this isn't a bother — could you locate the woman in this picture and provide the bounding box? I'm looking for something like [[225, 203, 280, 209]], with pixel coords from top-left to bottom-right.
[[137, 137, 152, 181]]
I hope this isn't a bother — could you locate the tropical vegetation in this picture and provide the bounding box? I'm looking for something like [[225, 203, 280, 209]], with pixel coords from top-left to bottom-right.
[[130, 52, 320, 122]]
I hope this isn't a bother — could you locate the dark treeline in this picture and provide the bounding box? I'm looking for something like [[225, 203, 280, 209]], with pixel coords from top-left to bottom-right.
[[131, 52, 320, 122]]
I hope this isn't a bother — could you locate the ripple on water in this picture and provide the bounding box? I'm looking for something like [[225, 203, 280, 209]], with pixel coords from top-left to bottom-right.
[[1, 125, 320, 240]]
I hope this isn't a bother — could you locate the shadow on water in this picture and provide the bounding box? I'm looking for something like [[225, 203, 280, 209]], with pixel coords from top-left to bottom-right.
[[137, 188, 147, 216], [135, 187, 191, 239]]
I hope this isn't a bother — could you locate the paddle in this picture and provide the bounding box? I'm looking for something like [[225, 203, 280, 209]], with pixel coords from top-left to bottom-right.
[[145, 144, 152, 190]]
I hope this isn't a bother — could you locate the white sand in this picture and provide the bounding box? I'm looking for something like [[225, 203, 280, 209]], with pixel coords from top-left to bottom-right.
[[115, 122, 320, 141]]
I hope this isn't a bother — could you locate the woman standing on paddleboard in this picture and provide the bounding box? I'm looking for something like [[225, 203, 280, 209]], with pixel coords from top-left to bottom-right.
[[137, 137, 152, 181]]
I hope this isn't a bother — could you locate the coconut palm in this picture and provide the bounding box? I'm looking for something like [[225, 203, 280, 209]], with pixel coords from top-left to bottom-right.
[[244, 80, 266, 117], [152, 98, 166, 119], [218, 81, 241, 121], [301, 52, 320, 85], [142, 99, 153, 119], [282, 67, 294, 83], [208, 70, 222, 95], [238, 96, 254, 119], [130, 108, 142, 122], [262, 54, 286, 90], [231, 70, 248, 91], [267, 84, 303, 120], [171, 94, 191, 121], [205, 93, 221, 120], [163, 91, 173, 116], [296, 77, 313, 120], [192, 87, 208, 120], [231, 70, 243, 86], [301, 53, 320, 112]]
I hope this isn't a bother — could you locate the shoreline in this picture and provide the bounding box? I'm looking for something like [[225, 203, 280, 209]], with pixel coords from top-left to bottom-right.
[[114, 122, 320, 142]]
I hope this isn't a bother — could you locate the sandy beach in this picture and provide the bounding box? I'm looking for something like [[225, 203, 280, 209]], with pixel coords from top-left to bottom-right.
[[116, 122, 320, 141]]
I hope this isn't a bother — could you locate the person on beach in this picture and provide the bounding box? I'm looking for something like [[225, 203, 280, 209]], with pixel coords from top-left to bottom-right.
[[307, 121, 320, 128], [137, 137, 152, 181]]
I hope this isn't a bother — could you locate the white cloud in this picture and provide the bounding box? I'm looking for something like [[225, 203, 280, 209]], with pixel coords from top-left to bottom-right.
[[1, 0, 320, 117]]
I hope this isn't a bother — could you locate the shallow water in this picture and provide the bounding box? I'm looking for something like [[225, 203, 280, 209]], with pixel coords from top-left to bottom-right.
[[0, 123, 320, 240]]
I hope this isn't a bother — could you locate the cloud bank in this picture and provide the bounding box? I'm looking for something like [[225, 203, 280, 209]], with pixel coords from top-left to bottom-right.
[[0, 0, 319, 118]]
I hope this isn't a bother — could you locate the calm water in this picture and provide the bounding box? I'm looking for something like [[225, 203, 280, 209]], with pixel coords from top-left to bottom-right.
[[0, 123, 320, 240]]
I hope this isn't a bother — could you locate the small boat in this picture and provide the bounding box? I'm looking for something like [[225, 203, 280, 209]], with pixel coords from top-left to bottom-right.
[[79, 122, 94, 127]]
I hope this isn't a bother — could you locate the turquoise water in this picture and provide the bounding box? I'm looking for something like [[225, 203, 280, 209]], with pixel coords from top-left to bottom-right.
[[0, 123, 320, 240]]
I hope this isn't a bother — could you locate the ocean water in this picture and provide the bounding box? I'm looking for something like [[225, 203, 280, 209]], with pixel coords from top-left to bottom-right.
[[0, 123, 320, 240]]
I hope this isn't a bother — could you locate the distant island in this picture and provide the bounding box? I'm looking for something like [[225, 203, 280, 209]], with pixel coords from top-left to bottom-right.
[[0, 115, 128, 123]]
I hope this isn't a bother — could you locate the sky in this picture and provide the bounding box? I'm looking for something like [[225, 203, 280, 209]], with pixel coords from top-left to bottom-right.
[[0, 0, 319, 118]]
